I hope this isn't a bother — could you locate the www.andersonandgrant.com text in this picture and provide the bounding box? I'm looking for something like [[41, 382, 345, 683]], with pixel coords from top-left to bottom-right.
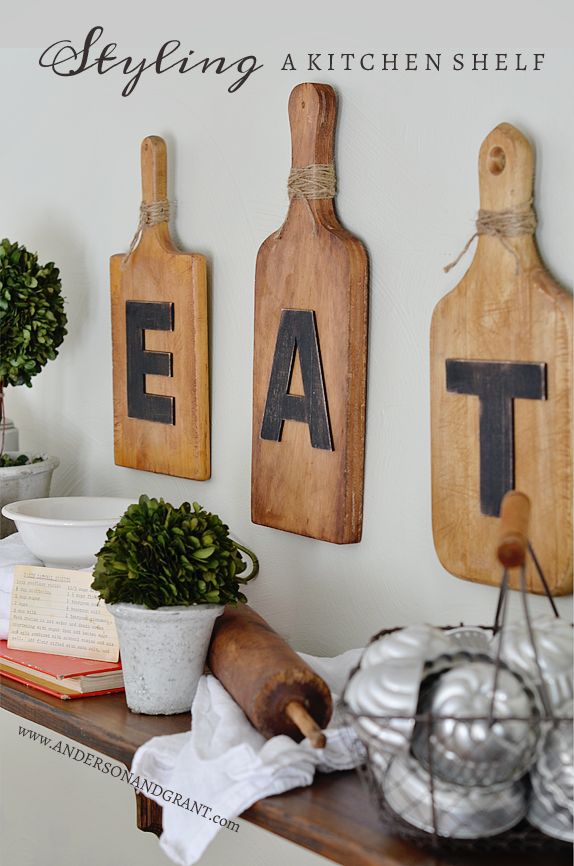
[[18, 724, 239, 834]]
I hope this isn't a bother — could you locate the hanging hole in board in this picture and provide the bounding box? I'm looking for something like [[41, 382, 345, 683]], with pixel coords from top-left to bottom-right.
[[488, 146, 506, 175]]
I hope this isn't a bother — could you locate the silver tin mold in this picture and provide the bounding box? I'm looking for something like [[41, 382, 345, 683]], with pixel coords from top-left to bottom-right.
[[412, 661, 541, 787], [529, 767, 574, 843], [447, 626, 492, 655], [360, 625, 452, 670], [384, 751, 528, 839], [492, 615, 573, 711], [344, 657, 424, 753]]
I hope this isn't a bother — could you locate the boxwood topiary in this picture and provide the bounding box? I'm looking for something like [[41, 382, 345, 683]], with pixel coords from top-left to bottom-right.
[[91, 495, 259, 609], [0, 238, 67, 389], [0, 453, 44, 467]]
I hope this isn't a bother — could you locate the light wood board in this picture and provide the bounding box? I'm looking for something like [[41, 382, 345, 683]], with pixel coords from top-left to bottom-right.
[[111, 136, 210, 480], [431, 123, 572, 594]]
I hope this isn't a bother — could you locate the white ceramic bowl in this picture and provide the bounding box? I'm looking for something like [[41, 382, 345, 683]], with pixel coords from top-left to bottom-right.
[[1, 497, 136, 568]]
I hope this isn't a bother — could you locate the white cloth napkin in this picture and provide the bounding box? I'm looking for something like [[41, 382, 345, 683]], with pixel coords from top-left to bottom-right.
[[131, 648, 363, 866], [0, 533, 43, 639]]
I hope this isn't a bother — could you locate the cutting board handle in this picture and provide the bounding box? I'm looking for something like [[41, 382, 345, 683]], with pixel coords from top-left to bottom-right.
[[141, 135, 168, 205], [288, 83, 336, 168], [478, 123, 535, 212], [497, 490, 531, 568]]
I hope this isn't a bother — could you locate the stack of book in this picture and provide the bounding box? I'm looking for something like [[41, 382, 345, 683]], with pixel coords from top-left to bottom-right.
[[0, 641, 123, 699]]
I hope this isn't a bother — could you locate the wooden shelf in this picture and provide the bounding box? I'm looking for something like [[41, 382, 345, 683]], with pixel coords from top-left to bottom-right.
[[1, 677, 569, 866]]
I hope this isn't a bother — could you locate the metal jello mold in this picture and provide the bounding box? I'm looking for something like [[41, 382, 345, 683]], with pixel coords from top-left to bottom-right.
[[384, 750, 528, 839], [491, 614, 573, 711], [528, 699, 573, 841], [412, 660, 542, 787], [446, 625, 492, 655], [359, 624, 453, 670], [344, 657, 424, 754]]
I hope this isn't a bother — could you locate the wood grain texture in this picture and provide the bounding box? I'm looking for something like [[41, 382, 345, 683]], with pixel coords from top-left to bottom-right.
[[497, 491, 531, 569], [136, 793, 164, 835], [111, 135, 210, 480], [4, 677, 565, 866], [251, 83, 369, 544], [0, 675, 191, 766], [431, 123, 572, 594], [208, 605, 332, 741]]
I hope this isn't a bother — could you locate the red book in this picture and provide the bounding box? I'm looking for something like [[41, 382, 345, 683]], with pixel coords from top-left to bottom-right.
[[0, 640, 123, 700]]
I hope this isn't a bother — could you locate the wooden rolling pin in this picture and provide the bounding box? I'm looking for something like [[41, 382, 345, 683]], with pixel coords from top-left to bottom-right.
[[208, 605, 332, 748]]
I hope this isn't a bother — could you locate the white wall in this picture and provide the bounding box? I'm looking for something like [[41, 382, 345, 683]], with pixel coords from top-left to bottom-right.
[[1, 2, 572, 865]]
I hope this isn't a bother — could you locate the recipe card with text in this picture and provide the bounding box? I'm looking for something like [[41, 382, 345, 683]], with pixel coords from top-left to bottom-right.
[[8, 565, 119, 662]]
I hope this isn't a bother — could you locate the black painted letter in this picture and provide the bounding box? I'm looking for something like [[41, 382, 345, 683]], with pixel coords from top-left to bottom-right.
[[446, 359, 546, 516], [261, 309, 333, 450], [126, 301, 174, 425]]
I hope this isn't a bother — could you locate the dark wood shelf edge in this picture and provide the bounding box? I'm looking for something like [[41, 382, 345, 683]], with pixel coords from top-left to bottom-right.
[[1, 679, 142, 765], [2, 678, 571, 866], [242, 776, 409, 866], [0, 679, 429, 865]]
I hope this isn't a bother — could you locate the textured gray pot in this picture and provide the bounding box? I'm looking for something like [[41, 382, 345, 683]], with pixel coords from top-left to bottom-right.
[[107, 603, 223, 715], [0, 453, 60, 538]]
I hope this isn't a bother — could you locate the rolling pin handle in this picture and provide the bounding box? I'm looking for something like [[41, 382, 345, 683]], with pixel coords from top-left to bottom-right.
[[285, 701, 327, 749], [497, 491, 531, 569], [140, 135, 168, 205]]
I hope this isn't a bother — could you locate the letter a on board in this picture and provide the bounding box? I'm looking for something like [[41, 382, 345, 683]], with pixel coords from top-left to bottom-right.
[[260, 309, 332, 450], [251, 83, 369, 544]]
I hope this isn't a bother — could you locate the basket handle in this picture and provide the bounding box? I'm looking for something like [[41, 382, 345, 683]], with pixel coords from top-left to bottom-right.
[[496, 491, 530, 568], [492, 490, 559, 637]]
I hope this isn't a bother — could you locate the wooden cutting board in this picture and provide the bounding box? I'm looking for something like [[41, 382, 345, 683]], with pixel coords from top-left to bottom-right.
[[110, 136, 210, 480], [431, 123, 572, 594], [251, 83, 368, 544]]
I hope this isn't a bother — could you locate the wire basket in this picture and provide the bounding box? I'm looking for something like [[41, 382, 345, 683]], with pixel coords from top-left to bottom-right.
[[341, 495, 573, 852]]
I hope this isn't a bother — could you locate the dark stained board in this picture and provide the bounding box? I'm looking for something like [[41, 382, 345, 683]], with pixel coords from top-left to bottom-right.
[[252, 83, 369, 544]]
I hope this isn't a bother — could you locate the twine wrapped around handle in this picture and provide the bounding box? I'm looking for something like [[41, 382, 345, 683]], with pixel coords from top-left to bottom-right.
[[288, 164, 336, 200], [121, 199, 171, 267], [444, 199, 537, 275], [276, 164, 336, 239]]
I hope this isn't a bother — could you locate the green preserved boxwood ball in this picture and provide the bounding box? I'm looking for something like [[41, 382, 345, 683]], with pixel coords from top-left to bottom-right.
[[0, 453, 43, 467], [0, 238, 67, 388], [92, 495, 259, 609]]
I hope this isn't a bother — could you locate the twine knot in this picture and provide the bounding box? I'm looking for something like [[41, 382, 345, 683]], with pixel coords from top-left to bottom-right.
[[444, 199, 537, 275], [122, 200, 171, 267]]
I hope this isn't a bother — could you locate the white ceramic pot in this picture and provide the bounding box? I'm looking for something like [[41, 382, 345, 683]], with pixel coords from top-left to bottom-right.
[[2, 419, 19, 451], [0, 454, 59, 539], [107, 603, 223, 715]]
